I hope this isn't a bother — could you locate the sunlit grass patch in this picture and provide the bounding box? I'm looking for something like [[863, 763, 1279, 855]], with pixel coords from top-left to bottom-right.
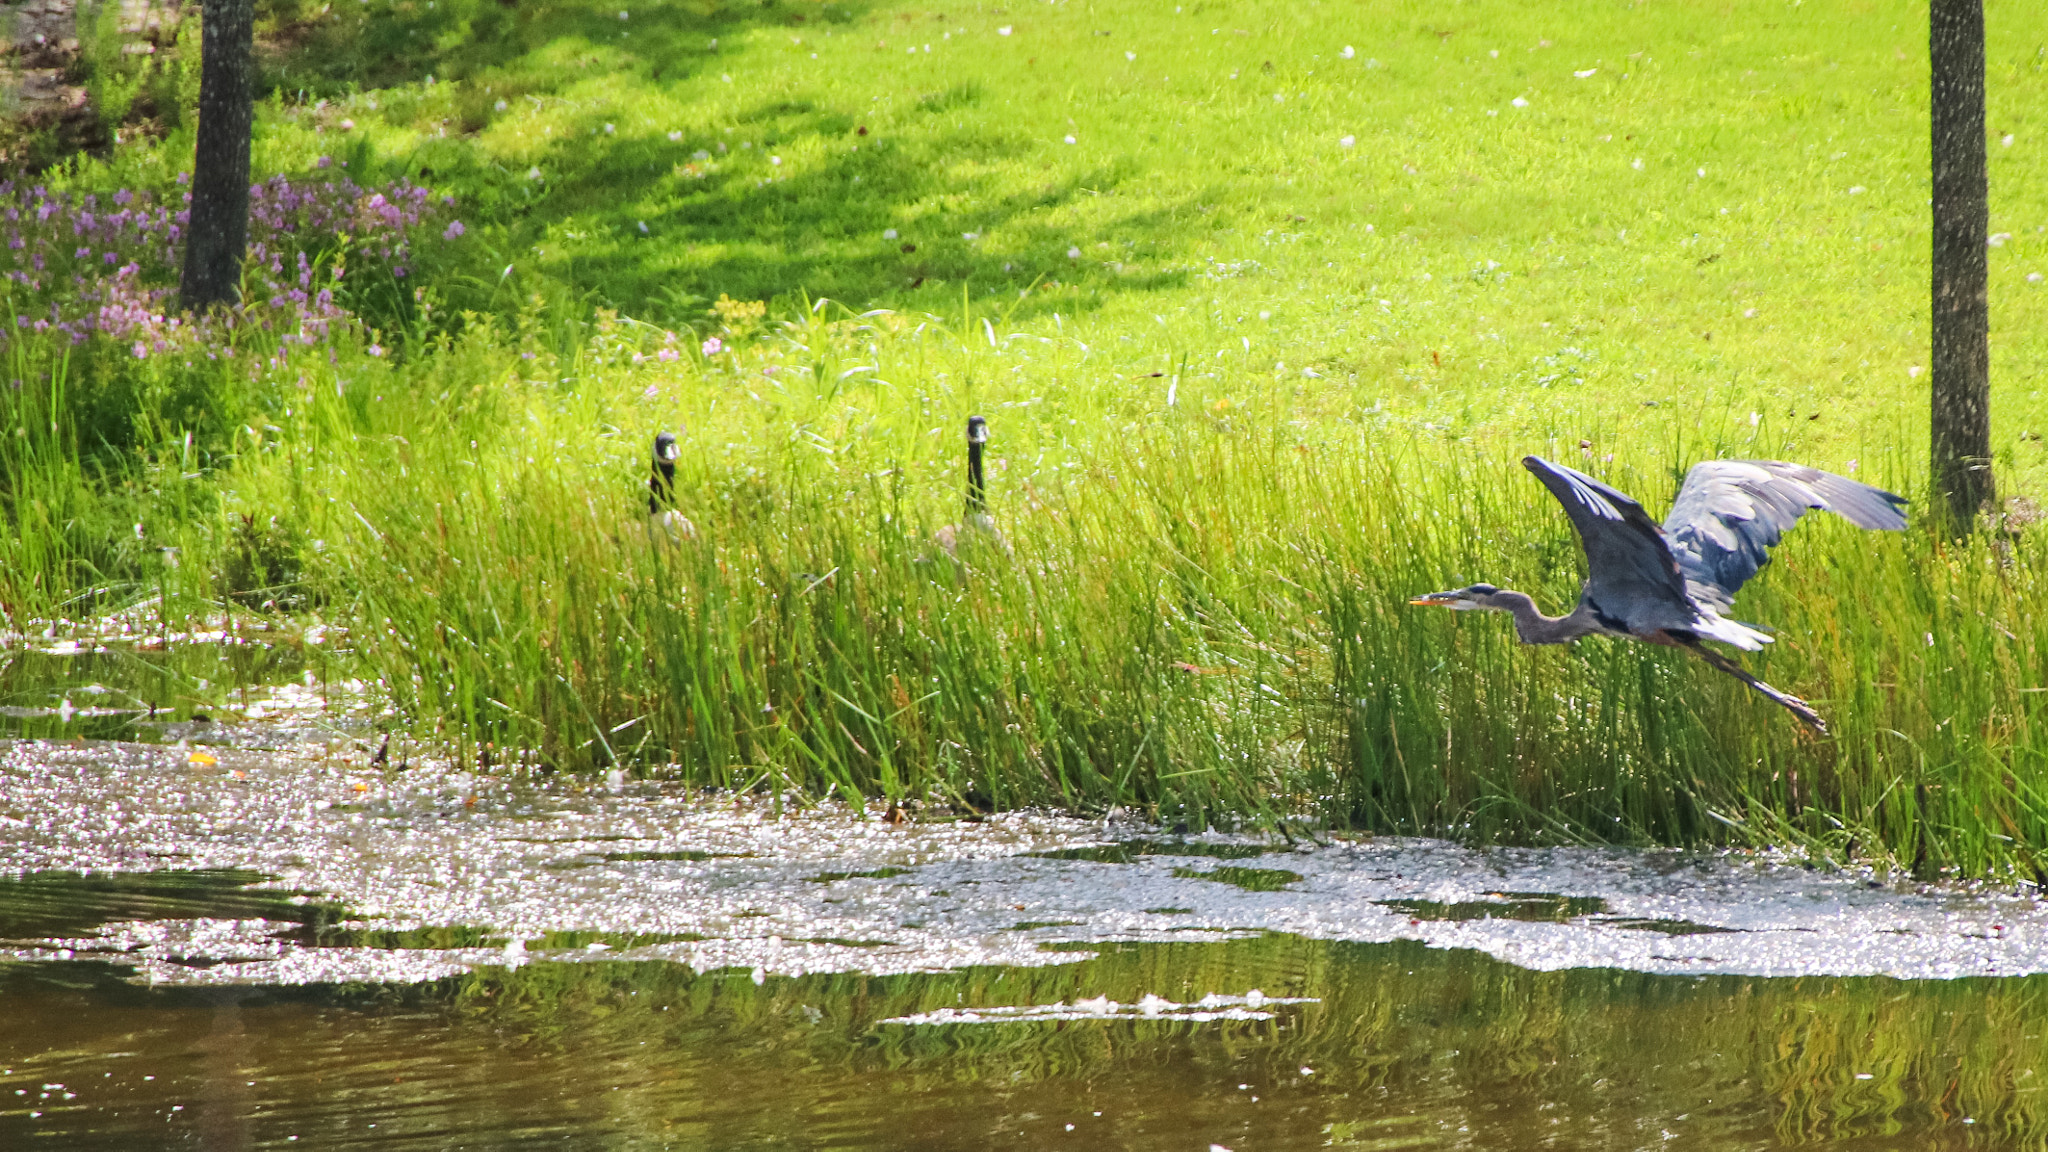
[[106, 299, 2022, 880], [220, 0, 2043, 475]]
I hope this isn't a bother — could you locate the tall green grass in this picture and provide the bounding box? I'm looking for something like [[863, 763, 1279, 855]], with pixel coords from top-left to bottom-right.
[[8, 264, 2048, 876], [5, 0, 2048, 874], [103, 297, 2025, 878], [0, 311, 317, 627]]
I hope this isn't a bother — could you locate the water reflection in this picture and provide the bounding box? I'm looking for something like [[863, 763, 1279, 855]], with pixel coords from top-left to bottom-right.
[[0, 639, 349, 745], [1030, 839, 1285, 864], [0, 933, 2033, 1148], [1379, 891, 1609, 923], [0, 869, 319, 942]]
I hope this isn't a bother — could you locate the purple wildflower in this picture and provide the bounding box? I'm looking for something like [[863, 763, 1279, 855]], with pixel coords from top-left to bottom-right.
[[0, 173, 456, 359]]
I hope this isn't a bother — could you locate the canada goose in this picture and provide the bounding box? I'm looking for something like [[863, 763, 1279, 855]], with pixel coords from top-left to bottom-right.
[[647, 431, 697, 542], [934, 414, 1008, 556]]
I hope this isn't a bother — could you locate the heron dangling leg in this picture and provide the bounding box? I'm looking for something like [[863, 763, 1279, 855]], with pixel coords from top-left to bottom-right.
[[1663, 634, 1827, 734]]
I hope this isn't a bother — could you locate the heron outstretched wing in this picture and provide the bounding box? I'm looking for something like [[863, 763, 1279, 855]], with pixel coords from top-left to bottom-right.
[[1662, 460, 1907, 610], [1521, 456, 1694, 631]]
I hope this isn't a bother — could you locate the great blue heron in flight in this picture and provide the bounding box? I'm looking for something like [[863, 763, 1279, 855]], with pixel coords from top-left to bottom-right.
[[1410, 455, 1907, 732]]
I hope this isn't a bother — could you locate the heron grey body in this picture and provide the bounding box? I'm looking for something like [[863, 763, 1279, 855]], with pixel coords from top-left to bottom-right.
[[1412, 455, 1907, 731]]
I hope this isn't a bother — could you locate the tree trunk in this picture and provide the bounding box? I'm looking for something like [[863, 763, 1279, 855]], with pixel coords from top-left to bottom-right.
[[178, 0, 256, 314], [1929, 0, 1993, 528]]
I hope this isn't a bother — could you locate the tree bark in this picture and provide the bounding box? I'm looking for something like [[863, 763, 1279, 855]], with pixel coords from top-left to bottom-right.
[[1929, 0, 1993, 528], [178, 0, 256, 314]]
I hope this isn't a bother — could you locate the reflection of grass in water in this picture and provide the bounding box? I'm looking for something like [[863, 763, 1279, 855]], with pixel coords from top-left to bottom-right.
[[4, 913, 2044, 1145], [546, 850, 755, 868], [805, 868, 912, 884], [0, 871, 713, 955], [413, 932, 2048, 1148], [1378, 892, 1609, 924], [523, 929, 705, 950], [1170, 866, 1304, 893], [1030, 841, 1280, 864], [311, 924, 510, 950], [0, 869, 329, 941], [1597, 917, 1740, 937], [325, 927, 706, 951], [0, 643, 334, 744]]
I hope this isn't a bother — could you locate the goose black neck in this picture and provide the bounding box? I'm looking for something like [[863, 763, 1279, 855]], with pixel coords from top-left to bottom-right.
[[649, 458, 676, 514], [966, 438, 986, 512]]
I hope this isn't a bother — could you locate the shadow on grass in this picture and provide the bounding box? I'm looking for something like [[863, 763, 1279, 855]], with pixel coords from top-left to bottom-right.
[[261, 0, 1198, 324]]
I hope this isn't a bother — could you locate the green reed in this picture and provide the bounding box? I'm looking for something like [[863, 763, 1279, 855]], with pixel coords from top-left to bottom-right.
[[8, 292, 2048, 876], [110, 300, 2015, 879]]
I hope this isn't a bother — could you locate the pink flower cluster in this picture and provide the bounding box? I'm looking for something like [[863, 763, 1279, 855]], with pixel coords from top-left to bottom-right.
[[0, 165, 464, 357]]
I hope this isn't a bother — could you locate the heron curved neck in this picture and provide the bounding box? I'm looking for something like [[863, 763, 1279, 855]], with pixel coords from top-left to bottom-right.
[[1491, 590, 1600, 645]]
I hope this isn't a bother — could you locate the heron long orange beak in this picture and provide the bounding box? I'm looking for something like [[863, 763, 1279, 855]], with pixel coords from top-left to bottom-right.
[[1408, 590, 1462, 607]]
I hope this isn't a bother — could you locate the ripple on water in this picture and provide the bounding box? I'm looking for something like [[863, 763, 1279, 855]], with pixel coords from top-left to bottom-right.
[[0, 934, 2037, 1149], [2, 691, 2047, 1146]]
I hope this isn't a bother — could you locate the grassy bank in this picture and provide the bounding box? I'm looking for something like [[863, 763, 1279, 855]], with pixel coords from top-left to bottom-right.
[[3, 0, 2048, 874], [16, 286, 2046, 876], [223, 308, 2044, 879]]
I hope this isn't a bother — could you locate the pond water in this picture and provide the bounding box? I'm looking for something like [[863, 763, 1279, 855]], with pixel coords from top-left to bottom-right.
[[2, 923, 2035, 1150], [1, 643, 2045, 1148]]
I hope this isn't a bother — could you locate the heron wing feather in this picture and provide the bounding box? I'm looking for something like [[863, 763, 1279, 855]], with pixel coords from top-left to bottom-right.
[[1521, 456, 1694, 632], [1663, 460, 1907, 609]]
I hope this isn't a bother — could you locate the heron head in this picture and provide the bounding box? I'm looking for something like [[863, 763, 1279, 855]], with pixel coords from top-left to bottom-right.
[[1408, 583, 1501, 610], [966, 415, 989, 445], [653, 431, 681, 463]]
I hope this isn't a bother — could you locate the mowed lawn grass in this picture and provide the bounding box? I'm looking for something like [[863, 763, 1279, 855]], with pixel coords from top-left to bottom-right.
[[213, 0, 2048, 490]]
